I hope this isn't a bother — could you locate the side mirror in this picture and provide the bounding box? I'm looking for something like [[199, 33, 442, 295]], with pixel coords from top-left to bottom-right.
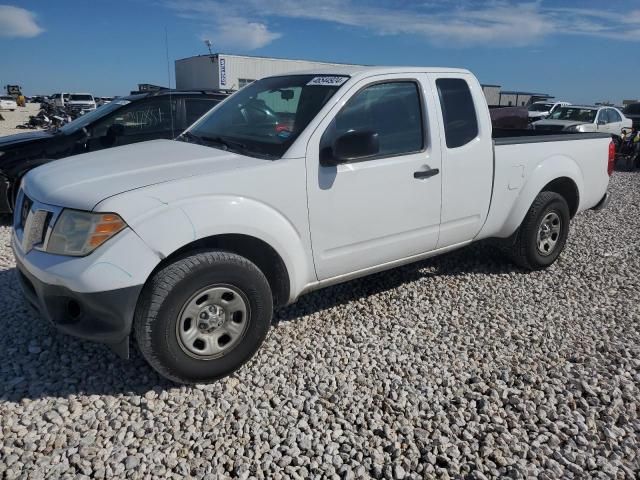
[[321, 130, 379, 166], [597, 119, 606, 126]]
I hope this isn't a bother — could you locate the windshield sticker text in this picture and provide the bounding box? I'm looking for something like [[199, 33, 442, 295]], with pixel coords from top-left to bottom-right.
[[307, 76, 348, 86]]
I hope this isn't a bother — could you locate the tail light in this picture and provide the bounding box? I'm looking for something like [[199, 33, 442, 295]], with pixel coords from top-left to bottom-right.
[[608, 140, 615, 176]]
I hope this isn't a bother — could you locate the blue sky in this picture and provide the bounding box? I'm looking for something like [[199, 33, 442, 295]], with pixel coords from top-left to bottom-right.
[[1, 1, 639, 103]]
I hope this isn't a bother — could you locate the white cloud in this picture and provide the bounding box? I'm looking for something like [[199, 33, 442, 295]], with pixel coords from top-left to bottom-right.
[[200, 17, 281, 50], [0, 5, 44, 38], [166, 1, 640, 47]]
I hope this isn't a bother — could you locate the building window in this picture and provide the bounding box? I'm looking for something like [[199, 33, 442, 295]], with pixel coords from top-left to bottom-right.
[[238, 78, 256, 89]]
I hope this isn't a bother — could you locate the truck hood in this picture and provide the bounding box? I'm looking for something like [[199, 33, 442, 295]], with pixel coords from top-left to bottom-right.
[[24, 139, 266, 210]]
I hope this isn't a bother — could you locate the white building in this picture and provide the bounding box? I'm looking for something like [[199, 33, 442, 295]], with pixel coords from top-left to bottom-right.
[[175, 53, 363, 91]]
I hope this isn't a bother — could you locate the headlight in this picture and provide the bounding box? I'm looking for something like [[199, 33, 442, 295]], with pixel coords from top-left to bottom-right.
[[47, 210, 126, 256]]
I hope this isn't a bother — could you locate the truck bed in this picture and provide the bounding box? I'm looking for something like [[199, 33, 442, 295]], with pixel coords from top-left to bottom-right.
[[493, 129, 611, 144]]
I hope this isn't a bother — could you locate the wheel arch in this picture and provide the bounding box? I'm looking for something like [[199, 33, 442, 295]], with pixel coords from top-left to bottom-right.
[[496, 156, 584, 238], [147, 233, 291, 308]]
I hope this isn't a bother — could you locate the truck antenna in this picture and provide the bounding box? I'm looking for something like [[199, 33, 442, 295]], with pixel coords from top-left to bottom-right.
[[165, 26, 175, 139]]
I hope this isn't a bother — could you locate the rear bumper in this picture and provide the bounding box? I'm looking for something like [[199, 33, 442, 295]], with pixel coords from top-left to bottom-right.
[[591, 191, 611, 211], [16, 256, 142, 358]]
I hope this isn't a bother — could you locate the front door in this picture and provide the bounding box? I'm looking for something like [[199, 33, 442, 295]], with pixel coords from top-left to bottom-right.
[[306, 75, 442, 280]]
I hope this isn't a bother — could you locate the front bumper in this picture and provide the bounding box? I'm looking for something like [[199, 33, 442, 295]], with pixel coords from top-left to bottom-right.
[[11, 197, 161, 358], [16, 257, 141, 358]]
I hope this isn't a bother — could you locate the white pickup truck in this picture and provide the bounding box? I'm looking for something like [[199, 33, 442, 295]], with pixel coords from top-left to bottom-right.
[[13, 67, 613, 384]]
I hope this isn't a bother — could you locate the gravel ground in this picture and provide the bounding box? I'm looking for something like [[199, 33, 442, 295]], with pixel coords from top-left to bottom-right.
[[1, 172, 639, 479], [0, 103, 42, 137]]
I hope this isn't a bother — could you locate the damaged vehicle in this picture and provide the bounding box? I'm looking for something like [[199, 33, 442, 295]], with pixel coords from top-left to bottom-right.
[[0, 90, 229, 214], [533, 105, 631, 136]]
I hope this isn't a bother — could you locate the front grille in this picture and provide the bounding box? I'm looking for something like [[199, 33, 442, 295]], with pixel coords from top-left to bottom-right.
[[20, 195, 32, 228], [16, 193, 56, 253], [23, 210, 51, 251]]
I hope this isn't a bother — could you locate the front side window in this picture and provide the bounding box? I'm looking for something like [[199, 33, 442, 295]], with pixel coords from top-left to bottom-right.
[[187, 75, 347, 159], [436, 78, 479, 148], [321, 81, 424, 160], [598, 110, 610, 124]]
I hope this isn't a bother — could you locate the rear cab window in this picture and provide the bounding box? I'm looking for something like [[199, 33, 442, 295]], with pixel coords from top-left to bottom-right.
[[436, 78, 479, 148]]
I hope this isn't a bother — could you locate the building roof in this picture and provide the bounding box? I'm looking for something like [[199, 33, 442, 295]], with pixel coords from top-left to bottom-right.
[[500, 91, 552, 97]]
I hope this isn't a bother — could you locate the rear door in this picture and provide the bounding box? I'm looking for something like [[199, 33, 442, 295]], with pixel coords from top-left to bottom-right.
[[596, 109, 610, 133], [88, 98, 178, 150], [306, 74, 442, 280], [427, 73, 494, 248]]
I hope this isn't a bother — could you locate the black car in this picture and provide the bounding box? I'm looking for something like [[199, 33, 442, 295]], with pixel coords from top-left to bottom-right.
[[623, 103, 640, 129], [0, 90, 230, 213]]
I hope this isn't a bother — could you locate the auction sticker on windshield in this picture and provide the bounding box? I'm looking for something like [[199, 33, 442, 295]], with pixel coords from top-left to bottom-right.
[[307, 76, 349, 86]]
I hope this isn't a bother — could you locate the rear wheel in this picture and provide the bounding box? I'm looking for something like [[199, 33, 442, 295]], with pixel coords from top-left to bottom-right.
[[506, 191, 570, 270], [134, 251, 273, 384]]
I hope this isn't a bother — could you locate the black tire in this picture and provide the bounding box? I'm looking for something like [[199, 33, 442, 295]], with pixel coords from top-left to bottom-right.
[[134, 251, 273, 384], [506, 191, 570, 270]]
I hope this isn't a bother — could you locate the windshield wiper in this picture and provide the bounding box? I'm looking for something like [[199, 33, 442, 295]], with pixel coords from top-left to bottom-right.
[[177, 131, 202, 143], [199, 135, 248, 151], [178, 132, 276, 159]]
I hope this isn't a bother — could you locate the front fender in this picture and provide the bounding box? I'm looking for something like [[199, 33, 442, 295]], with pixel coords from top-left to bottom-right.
[[111, 195, 313, 302], [496, 155, 583, 238]]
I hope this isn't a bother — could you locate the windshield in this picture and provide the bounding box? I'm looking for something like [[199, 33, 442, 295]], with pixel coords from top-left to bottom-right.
[[59, 100, 130, 133], [548, 107, 597, 122], [70, 94, 93, 101], [186, 74, 348, 159], [528, 103, 553, 112], [624, 103, 640, 115]]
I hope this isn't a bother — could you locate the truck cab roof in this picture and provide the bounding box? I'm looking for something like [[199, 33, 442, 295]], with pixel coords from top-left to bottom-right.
[[270, 66, 472, 78]]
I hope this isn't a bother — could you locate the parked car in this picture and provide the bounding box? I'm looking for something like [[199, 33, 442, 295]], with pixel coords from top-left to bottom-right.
[[489, 105, 529, 130], [66, 93, 97, 114], [96, 97, 115, 107], [0, 90, 229, 213], [527, 101, 571, 122], [533, 105, 631, 136], [13, 67, 612, 384], [0, 96, 18, 111], [623, 103, 640, 129], [51, 93, 71, 108]]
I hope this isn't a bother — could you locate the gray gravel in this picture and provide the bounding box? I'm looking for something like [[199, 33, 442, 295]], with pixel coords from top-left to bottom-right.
[[1, 172, 639, 479]]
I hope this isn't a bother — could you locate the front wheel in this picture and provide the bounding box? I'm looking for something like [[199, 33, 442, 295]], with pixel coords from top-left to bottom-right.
[[506, 191, 570, 270], [134, 251, 273, 384]]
